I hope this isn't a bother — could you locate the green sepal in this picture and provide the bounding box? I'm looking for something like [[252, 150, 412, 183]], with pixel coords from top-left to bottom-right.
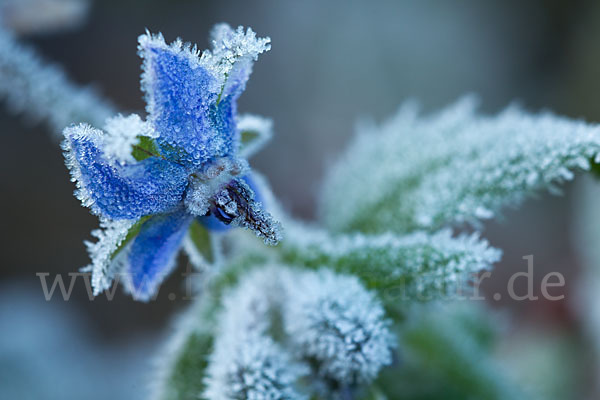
[[132, 136, 161, 161], [240, 129, 260, 147], [110, 215, 152, 260], [188, 220, 214, 264]]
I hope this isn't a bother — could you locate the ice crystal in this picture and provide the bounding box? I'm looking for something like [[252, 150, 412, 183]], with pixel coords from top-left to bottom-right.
[[184, 158, 249, 216], [321, 96, 600, 234], [63, 25, 279, 299], [0, 25, 115, 137]]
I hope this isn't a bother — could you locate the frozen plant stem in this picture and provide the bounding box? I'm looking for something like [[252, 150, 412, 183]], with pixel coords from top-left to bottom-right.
[[0, 24, 116, 138]]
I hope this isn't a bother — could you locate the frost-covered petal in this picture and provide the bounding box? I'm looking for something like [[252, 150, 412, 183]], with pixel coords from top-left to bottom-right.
[[122, 208, 192, 301], [139, 32, 234, 167], [203, 24, 271, 100], [63, 123, 189, 220]]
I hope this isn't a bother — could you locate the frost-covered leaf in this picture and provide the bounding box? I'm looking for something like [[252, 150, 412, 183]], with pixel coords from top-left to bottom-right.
[[279, 268, 395, 385], [321, 97, 600, 234], [157, 330, 212, 400], [279, 222, 501, 304], [205, 265, 394, 399], [152, 299, 219, 400], [204, 265, 306, 400]]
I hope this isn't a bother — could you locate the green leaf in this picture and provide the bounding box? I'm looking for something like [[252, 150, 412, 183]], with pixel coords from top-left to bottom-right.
[[158, 330, 213, 400], [277, 224, 501, 309]]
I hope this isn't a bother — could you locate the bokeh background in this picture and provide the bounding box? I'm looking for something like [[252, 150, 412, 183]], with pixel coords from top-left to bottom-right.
[[2, 0, 600, 398]]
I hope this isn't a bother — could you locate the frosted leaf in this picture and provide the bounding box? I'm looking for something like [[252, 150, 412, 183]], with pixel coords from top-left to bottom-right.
[[280, 221, 501, 302], [102, 113, 157, 164], [237, 113, 274, 158], [205, 265, 394, 398], [279, 268, 395, 384], [0, 25, 115, 138], [320, 96, 600, 234], [204, 266, 306, 400], [149, 301, 215, 400], [81, 218, 135, 295]]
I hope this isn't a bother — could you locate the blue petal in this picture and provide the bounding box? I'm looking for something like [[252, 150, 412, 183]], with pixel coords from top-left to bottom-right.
[[197, 174, 261, 231], [64, 125, 189, 220], [139, 33, 236, 167], [124, 208, 192, 301], [209, 24, 270, 102], [221, 59, 253, 101]]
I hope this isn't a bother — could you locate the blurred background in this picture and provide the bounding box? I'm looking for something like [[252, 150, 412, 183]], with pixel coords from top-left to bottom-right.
[[2, 0, 600, 398]]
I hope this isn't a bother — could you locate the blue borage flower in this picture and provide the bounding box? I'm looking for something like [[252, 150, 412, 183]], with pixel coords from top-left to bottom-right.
[[62, 24, 280, 300]]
